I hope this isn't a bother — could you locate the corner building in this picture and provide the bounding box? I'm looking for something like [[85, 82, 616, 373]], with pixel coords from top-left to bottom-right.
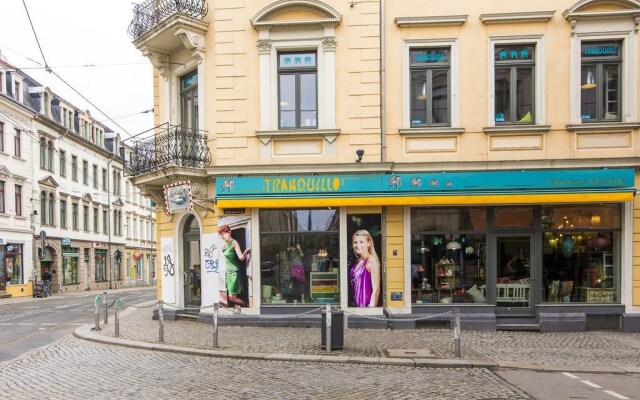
[[128, 0, 640, 331]]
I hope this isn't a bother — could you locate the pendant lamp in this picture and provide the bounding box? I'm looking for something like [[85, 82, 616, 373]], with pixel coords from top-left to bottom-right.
[[581, 71, 596, 89], [446, 235, 461, 250]]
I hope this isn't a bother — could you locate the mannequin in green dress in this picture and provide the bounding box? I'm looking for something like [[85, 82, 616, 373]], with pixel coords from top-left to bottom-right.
[[218, 224, 251, 307]]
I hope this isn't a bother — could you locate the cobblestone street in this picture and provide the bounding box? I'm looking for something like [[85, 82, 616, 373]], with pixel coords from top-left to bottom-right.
[[0, 336, 528, 400]]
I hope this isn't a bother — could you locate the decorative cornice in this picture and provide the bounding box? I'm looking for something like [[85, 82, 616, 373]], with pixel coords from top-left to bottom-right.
[[251, 0, 342, 26], [563, 9, 640, 21], [256, 129, 340, 141], [480, 11, 556, 24], [394, 15, 468, 28], [38, 175, 59, 188], [483, 125, 551, 134], [252, 18, 341, 31]]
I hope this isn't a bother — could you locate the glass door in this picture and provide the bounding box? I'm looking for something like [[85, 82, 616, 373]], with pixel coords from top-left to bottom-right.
[[495, 235, 534, 315]]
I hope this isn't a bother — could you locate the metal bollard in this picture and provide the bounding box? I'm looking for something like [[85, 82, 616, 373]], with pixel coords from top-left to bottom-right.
[[114, 298, 121, 337], [103, 291, 108, 325], [158, 300, 164, 343], [453, 308, 461, 358], [93, 295, 101, 331], [212, 302, 219, 348], [325, 304, 332, 353]]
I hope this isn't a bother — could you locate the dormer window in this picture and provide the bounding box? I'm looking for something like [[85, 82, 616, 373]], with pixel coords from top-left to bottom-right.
[[43, 92, 50, 117], [0, 71, 4, 94], [13, 81, 20, 102]]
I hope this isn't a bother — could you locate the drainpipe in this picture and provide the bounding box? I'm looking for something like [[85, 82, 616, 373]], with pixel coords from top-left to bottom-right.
[[380, 0, 386, 163], [107, 158, 112, 290]]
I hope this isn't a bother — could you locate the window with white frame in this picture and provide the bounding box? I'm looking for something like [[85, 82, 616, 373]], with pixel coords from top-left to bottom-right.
[[15, 184, 21, 216], [59, 151, 66, 177], [0, 181, 4, 213], [72, 203, 78, 230], [494, 44, 535, 124], [60, 199, 67, 229], [82, 160, 88, 185], [14, 129, 21, 157], [409, 47, 450, 127], [278, 52, 318, 129], [488, 36, 544, 127], [0, 122, 4, 152], [580, 41, 621, 122], [13, 80, 21, 102], [71, 155, 78, 181]]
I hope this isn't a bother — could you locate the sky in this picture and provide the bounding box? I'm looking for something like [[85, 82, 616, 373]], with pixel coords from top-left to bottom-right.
[[0, 0, 154, 140]]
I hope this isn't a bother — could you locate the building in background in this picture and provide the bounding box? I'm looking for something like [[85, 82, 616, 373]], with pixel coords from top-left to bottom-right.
[[127, 0, 640, 331], [0, 54, 157, 297]]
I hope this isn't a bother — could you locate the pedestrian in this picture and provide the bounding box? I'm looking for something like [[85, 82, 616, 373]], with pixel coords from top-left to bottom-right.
[[349, 229, 381, 307], [218, 225, 250, 311]]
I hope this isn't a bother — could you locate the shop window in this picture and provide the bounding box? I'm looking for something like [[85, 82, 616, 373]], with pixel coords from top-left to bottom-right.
[[4, 244, 23, 284], [278, 52, 318, 129], [409, 47, 450, 126], [580, 41, 621, 122], [62, 248, 79, 284], [494, 206, 533, 229], [95, 249, 106, 282], [259, 209, 339, 305], [494, 44, 535, 124], [541, 204, 620, 304], [411, 208, 487, 305]]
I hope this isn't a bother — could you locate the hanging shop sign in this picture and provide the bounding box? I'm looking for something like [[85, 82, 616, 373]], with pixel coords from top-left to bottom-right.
[[216, 168, 635, 208], [133, 250, 144, 260], [163, 180, 193, 214]]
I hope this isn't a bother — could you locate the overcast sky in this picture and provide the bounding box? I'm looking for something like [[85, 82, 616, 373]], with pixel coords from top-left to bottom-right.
[[0, 0, 154, 140]]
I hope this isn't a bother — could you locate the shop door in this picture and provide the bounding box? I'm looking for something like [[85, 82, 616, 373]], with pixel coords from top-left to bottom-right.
[[183, 215, 201, 311], [0, 250, 5, 291], [495, 235, 534, 316]]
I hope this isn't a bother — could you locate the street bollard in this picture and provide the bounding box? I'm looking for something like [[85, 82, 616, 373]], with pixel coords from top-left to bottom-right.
[[454, 308, 461, 358], [114, 298, 121, 337], [325, 304, 332, 354], [158, 300, 164, 343], [103, 291, 108, 325], [93, 295, 101, 331], [212, 302, 219, 349]]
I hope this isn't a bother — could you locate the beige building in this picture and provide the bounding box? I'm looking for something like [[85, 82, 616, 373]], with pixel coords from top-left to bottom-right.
[[128, 0, 640, 330]]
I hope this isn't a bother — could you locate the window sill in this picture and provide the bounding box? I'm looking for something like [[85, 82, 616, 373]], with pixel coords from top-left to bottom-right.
[[399, 127, 465, 136], [483, 125, 551, 134], [12, 155, 25, 162], [566, 122, 640, 133], [256, 129, 340, 143]]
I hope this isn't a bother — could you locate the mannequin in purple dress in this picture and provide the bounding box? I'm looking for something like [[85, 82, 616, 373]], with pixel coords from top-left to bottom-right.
[[349, 229, 381, 307]]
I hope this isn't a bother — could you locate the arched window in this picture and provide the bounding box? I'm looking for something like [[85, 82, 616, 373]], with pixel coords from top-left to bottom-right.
[[47, 141, 54, 171], [48, 193, 54, 225], [43, 92, 50, 117], [40, 191, 46, 224]]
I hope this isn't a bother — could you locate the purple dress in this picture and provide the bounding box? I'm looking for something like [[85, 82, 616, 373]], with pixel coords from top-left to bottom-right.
[[350, 258, 372, 307]]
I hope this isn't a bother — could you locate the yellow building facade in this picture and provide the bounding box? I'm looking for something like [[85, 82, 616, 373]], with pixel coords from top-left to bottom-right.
[[128, 0, 640, 330]]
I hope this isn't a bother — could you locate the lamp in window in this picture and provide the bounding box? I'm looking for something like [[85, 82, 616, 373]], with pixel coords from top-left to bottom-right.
[[590, 213, 601, 226], [446, 235, 461, 250], [419, 240, 430, 254], [581, 71, 596, 89], [417, 82, 428, 100]]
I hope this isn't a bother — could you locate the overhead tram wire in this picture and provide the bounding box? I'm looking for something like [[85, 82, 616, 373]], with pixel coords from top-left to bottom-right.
[[20, 0, 134, 139]]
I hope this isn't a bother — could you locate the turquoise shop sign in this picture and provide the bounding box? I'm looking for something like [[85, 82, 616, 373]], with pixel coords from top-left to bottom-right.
[[216, 169, 635, 199]]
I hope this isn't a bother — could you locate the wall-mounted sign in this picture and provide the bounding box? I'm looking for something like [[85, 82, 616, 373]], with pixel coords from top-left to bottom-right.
[[222, 208, 246, 215], [495, 45, 534, 61], [61, 238, 71, 246], [410, 48, 449, 64], [163, 180, 193, 214], [93, 242, 103, 248], [582, 43, 619, 57]]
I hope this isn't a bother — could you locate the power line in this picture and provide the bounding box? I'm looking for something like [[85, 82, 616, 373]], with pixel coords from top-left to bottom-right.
[[14, 62, 150, 70], [21, 0, 50, 71]]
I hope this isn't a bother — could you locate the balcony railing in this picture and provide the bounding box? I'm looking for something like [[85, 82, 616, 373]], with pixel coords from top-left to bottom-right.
[[126, 124, 211, 177], [128, 0, 208, 39]]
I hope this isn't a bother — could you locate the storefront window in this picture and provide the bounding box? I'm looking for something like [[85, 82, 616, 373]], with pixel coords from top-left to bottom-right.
[[62, 247, 79, 284], [259, 209, 339, 304], [95, 249, 106, 282], [4, 244, 23, 284], [494, 206, 533, 228], [411, 208, 487, 305], [541, 204, 620, 304]]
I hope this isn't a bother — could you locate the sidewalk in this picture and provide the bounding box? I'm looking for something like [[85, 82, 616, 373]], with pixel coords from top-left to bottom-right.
[[0, 286, 156, 305], [74, 300, 640, 374]]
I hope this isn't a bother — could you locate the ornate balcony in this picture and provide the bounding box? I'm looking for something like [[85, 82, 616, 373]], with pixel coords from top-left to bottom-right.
[[126, 124, 211, 177], [128, 0, 208, 39]]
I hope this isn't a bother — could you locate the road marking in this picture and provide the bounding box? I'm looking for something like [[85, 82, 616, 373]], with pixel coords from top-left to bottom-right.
[[38, 327, 46, 331], [68, 323, 86, 326], [55, 303, 81, 309], [604, 390, 629, 399], [40, 323, 58, 326], [562, 372, 580, 379], [17, 323, 34, 326], [581, 380, 602, 389]]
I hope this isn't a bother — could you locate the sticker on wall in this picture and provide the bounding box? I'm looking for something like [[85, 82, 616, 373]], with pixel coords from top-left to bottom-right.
[[160, 237, 176, 305], [163, 181, 193, 214]]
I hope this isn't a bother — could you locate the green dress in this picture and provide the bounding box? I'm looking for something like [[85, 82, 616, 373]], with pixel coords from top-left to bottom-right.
[[223, 240, 242, 295]]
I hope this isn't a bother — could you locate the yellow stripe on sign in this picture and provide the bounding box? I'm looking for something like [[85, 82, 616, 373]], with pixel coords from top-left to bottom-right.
[[217, 192, 633, 208]]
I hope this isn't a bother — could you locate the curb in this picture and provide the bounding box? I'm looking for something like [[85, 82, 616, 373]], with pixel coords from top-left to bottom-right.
[[72, 322, 633, 374]]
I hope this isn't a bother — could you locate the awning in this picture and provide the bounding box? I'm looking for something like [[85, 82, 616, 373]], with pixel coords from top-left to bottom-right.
[[215, 168, 636, 208]]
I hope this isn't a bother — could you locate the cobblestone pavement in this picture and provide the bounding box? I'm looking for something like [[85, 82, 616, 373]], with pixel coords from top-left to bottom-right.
[[95, 304, 640, 369], [0, 336, 529, 400]]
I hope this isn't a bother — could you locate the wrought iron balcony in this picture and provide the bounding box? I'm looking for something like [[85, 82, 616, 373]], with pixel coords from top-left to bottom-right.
[[126, 125, 211, 177], [128, 0, 208, 39]]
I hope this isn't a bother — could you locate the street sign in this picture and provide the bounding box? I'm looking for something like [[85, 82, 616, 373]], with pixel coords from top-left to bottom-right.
[[37, 248, 45, 260], [39, 230, 46, 242], [62, 238, 71, 246]]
